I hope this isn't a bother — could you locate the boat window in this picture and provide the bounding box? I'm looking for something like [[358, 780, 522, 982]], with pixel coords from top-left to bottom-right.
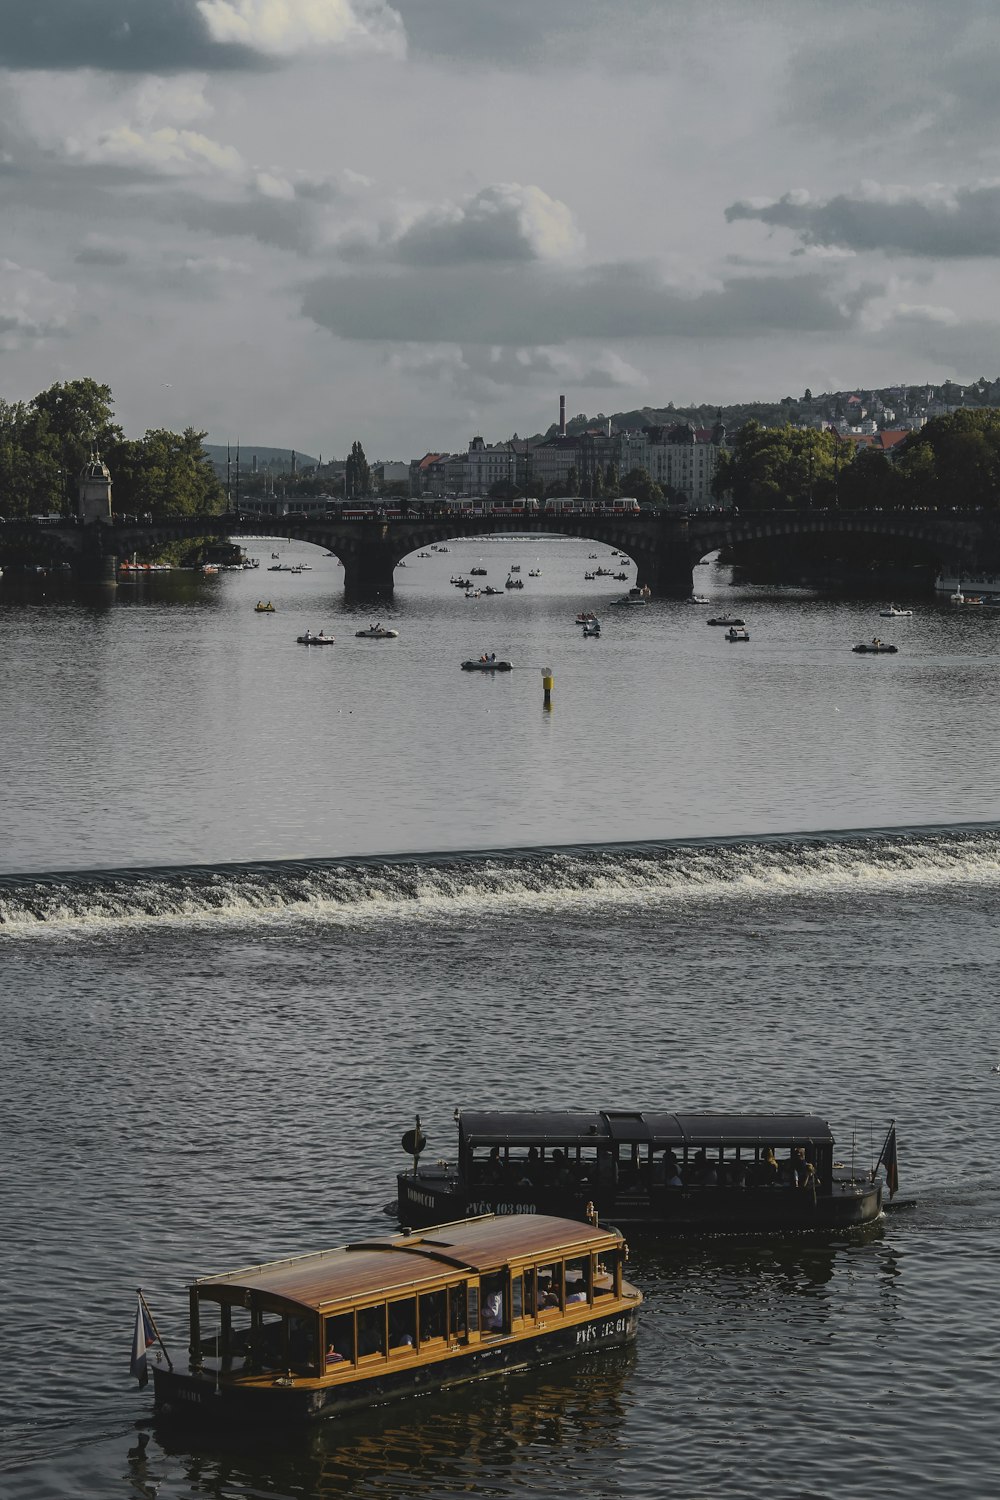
[[388, 1298, 417, 1351], [325, 1313, 354, 1368], [537, 1263, 561, 1311], [249, 1311, 285, 1372], [479, 1272, 506, 1334], [511, 1274, 523, 1322], [523, 1267, 536, 1318], [595, 1250, 620, 1296], [225, 1307, 252, 1366], [357, 1305, 386, 1359], [467, 1283, 480, 1333], [449, 1283, 468, 1339], [615, 1145, 647, 1195], [288, 1313, 318, 1375], [565, 1256, 591, 1305], [419, 1289, 447, 1344]]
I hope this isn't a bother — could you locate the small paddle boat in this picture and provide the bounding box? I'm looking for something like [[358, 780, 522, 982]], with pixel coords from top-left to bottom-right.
[[726, 626, 750, 641], [879, 604, 912, 617], [297, 631, 335, 645], [355, 625, 399, 639], [582, 621, 601, 637], [461, 657, 513, 672], [685, 595, 710, 605], [853, 639, 898, 654], [707, 615, 745, 627], [254, 601, 275, 613]]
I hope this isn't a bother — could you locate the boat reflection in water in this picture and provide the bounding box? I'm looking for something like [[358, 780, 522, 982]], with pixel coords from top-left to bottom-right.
[[148, 1347, 636, 1499]]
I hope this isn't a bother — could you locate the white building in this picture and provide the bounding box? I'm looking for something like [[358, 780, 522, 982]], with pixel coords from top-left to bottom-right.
[[642, 420, 728, 508]]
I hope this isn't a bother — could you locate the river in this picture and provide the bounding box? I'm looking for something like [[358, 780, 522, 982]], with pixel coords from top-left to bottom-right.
[[1, 538, 998, 1499]]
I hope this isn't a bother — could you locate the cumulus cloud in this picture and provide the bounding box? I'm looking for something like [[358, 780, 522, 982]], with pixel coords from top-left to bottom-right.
[[0, 0, 403, 72], [0, 259, 75, 348], [303, 261, 857, 345], [340, 183, 584, 267], [726, 180, 1000, 259], [66, 123, 245, 175], [197, 0, 405, 58]]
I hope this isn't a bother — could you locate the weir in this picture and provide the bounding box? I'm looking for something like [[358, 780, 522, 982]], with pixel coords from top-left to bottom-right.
[[2, 820, 998, 929]]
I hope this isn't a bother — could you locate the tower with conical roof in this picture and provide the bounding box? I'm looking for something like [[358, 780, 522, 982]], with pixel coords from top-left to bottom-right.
[[78, 449, 112, 522]]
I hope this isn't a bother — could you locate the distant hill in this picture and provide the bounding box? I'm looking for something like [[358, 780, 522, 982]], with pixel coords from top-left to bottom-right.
[[203, 444, 319, 473]]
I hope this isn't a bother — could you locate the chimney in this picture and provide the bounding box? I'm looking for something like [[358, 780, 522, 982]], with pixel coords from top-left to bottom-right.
[[559, 394, 566, 437]]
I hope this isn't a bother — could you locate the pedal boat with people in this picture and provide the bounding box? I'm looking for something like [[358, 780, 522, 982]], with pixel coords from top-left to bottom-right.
[[395, 1109, 889, 1236], [148, 1213, 641, 1428]]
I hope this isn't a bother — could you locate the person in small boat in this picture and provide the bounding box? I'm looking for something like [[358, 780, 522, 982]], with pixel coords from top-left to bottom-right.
[[490, 652, 496, 662]]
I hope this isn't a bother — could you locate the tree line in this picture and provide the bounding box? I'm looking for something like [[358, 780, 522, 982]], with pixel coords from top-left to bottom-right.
[[711, 410, 1000, 512], [0, 378, 224, 519]]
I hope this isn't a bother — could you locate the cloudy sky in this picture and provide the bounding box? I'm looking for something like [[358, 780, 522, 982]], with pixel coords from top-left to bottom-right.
[[2, 0, 999, 457]]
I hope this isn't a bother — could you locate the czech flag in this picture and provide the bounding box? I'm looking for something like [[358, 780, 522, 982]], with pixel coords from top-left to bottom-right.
[[877, 1124, 899, 1200], [130, 1298, 156, 1388]]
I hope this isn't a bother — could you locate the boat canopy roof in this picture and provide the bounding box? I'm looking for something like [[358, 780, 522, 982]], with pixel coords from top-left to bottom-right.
[[192, 1214, 617, 1315], [457, 1110, 836, 1150]]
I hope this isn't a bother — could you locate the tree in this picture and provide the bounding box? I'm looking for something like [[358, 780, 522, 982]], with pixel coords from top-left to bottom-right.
[[345, 440, 372, 498], [712, 422, 842, 510], [621, 467, 665, 507], [108, 427, 224, 515], [604, 462, 620, 497]]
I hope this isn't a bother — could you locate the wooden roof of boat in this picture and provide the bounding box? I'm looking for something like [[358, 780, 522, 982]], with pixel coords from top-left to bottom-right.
[[458, 1110, 836, 1148], [193, 1214, 618, 1314]]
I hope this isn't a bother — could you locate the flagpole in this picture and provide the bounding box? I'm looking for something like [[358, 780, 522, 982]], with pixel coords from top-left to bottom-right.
[[137, 1287, 174, 1371]]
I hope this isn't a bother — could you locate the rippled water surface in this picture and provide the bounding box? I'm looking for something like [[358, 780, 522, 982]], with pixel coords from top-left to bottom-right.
[[2, 543, 999, 1499]]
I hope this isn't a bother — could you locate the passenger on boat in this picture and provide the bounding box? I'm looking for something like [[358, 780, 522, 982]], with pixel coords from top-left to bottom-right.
[[759, 1146, 779, 1184], [483, 1145, 503, 1183], [550, 1148, 572, 1187], [662, 1149, 684, 1188], [792, 1147, 816, 1189], [537, 1275, 559, 1309], [689, 1148, 717, 1186], [481, 1278, 504, 1331]]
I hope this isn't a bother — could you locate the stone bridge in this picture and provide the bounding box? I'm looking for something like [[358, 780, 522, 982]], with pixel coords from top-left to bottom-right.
[[3, 507, 993, 596]]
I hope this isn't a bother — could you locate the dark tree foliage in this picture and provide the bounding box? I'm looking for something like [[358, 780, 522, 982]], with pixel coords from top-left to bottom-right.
[[0, 379, 223, 517], [345, 440, 372, 498]]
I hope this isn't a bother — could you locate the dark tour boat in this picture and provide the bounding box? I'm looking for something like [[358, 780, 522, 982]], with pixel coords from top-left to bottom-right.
[[148, 1214, 641, 1428], [396, 1109, 890, 1235]]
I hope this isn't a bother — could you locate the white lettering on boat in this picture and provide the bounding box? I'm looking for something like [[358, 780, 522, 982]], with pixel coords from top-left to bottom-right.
[[576, 1317, 628, 1345], [468, 1202, 537, 1215]]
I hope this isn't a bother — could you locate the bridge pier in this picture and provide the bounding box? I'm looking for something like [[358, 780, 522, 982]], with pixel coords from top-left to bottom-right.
[[636, 542, 695, 599], [342, 536, 397, 599], [74, 527, 118, 589]]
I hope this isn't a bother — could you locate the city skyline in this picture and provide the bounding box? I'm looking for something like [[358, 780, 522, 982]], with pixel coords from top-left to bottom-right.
[[2, 1, 998, 456]]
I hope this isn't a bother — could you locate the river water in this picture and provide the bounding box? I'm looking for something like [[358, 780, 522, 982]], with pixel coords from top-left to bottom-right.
[[2, 539, 999, 1499]]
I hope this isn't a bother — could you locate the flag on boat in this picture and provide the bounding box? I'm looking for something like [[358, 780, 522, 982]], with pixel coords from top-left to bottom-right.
[[130, 1297, 156, 1388], [876, 1123, 899, 1200]]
